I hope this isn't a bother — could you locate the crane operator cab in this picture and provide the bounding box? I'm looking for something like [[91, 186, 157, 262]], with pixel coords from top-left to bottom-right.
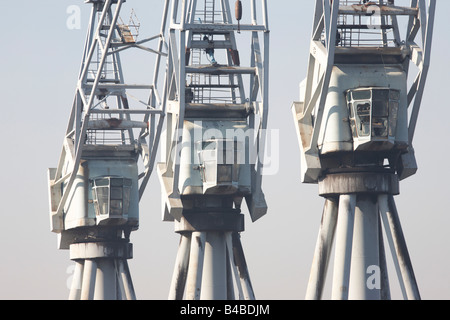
[[346, 87, 404, 152]]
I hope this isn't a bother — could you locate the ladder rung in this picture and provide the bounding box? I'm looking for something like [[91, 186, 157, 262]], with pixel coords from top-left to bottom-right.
[[185, 66, 255, 75], [187, 84, 239, 89]]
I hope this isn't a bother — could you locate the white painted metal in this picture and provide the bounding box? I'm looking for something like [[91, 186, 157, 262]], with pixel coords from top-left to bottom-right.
[[293, 0, 436, 183], [69, 261, 84, 300], [201, 232, 228, 300], [116, 259, 137, 300], [158, 0, 270, 222], [294, 0, 436, 300], [161, 0, 269, 300], [80, 259, 96, 300], [331, 194, 355, 300], [379, 194, 421, 299], [48, 0, 168, 300], [229, 232, 256, 300], [305, 198, 338, 300], [168, 234, 192, 299], [69, 256, 136, 300], [185, 232, 206, 300], [348, 196, 381, 300], [94, 260, 116, 300]]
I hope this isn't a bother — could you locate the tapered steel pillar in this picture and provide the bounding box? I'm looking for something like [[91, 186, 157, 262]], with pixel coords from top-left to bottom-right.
[[331, 194, 356, 300], [168, 234, 191, 300], [379, 194, 421, 299], [68, 241, 135, 300], [305, 197, 338, 300], [304, 171, 421, 300], [349, 195, 381, 300], [168, 209, 255, 300], [201, 232, 228, 300]]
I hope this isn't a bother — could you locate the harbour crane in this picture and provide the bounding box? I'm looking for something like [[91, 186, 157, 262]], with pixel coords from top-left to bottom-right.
[[47, 0, 167, 299], [292, 0, 436, 300], [157, 0, 270, 300]]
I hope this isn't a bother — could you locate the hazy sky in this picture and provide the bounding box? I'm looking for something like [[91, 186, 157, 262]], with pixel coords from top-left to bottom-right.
[[0, 0, 449, 300]]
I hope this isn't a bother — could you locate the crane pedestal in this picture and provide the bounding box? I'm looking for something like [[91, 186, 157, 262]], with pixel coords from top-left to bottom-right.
[[168, 208, 255, 300], [306, 169, 420, 300], [67, 231, 136, 300]]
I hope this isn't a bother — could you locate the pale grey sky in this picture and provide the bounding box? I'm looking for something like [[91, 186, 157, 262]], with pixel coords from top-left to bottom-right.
[[0, 0, 448, 300]]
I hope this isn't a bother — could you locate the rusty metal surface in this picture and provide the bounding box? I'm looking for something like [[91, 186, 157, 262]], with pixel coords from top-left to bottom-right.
[[174, 211, 245, 233], [339, 4, 418, 16], [69, 241, 133, 260], [318, 171, 399, 196]]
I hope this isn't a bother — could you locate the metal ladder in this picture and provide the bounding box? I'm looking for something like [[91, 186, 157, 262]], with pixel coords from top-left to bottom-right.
[[204, 0, 215, 24], [190, 33, 204, 104]]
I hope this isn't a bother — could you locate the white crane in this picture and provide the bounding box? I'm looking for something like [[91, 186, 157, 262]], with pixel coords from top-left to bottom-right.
[[47, 0, 167, 299], [292, 0, 436, 300], [157, 0, 270, 300]]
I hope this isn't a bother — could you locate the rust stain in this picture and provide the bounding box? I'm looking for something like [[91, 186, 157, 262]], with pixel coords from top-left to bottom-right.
[[351, 2, 380, 15], [195, 234, 204, 251], [106, 118, 123, 128]]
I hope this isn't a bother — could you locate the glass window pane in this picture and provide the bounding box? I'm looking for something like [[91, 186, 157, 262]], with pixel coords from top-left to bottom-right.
[[372, 89, 389, 101], [389, 102, 399, 137], [110, 178, 123, 187], [355, 102, 371, 137], [110, 200, 123, 215], [352, 90, 371, 100], [123, 178, 132, 187], [389, 101, 399, 117], [123, 187, 131, 214], [110, 186, 123, 200], [389, 90, 400, 101], [372, 101, 388, 117], [389, 117, 397, 137], [217, 165, 232, 183], [356, 102, 371, 116], [372, 118, 388, 137], [95, 178, 109, 187], [94, 186, 109, 215]]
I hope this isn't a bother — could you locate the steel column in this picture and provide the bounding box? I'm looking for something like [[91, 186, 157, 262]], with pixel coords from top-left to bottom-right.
[[168, 234, 192, 300], [201, 232, 228, 300], [185, 232, 206, 300], [94, 259, 117, 300], [348, 195, 381, 300], [80, 259, 97, 300], [116, 259, 136, 300], [230, 232, 255, 300], [331, 194, 356, 300], [379, 194, 420, 299], [305, 197, 338, 300], [69, 261, 84, 300]]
